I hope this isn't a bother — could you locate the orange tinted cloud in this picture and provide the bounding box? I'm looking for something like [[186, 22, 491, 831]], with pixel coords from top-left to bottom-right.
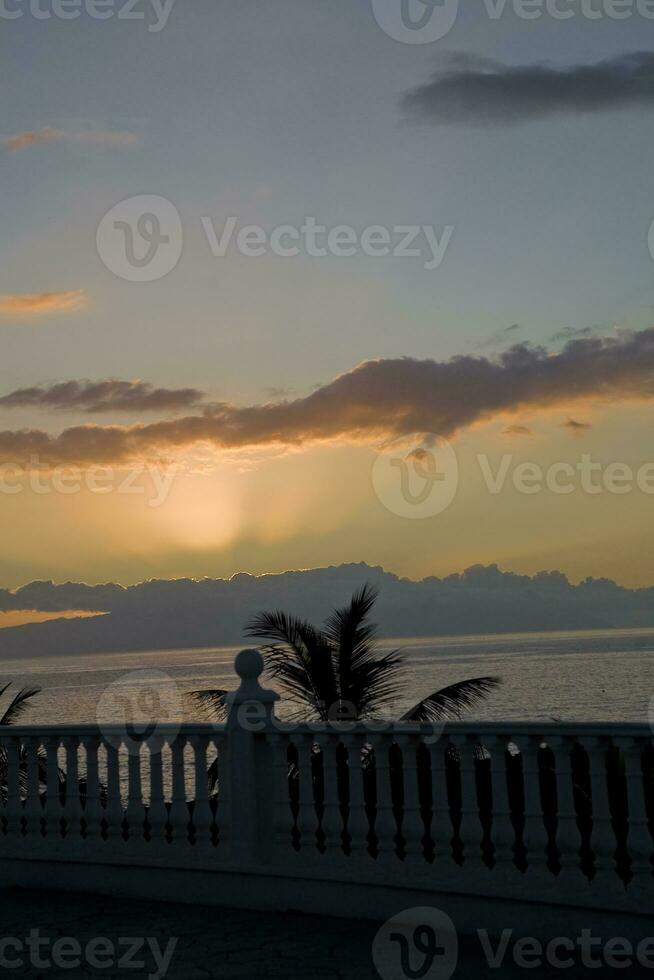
[[2, 129, 137, 152], [0, 379, 203, 413], [0, 328, 653, 467], [0, 291, 86, 317]]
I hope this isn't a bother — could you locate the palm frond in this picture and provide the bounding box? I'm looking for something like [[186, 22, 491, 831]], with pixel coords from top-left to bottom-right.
[[322, 585, 407, 716], [0, 687, 40, 726], [187, 689, 229, 721], [400, 676, 501, 722], [246, 610, 338, 718], [323, 584, 382, 703], [347, 648, 406, 717]]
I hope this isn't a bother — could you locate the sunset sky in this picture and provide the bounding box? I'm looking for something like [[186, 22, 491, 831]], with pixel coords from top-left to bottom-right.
[[2, 2, 654, 589]]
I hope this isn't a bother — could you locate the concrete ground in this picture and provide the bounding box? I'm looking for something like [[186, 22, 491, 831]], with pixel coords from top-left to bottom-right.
[[0, 889, 652, 978]]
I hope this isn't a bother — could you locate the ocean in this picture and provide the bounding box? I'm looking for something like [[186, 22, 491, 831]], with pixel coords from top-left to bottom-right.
[[1, 626, 653, 727]]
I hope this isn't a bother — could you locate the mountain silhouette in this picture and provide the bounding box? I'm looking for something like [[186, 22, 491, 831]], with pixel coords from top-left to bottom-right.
[[1, 563, 654, 659]]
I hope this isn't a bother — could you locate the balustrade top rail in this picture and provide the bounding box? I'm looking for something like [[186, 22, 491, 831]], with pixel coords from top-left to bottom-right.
[[2, 720, 652, 737]]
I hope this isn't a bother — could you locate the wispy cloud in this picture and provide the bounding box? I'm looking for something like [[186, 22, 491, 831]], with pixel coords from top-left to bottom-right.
[[0, 380, 204, 414], [503, 424, 532, 437], [563, 418, 592, 433], [550, 326, 594, 343], [1, 328, 653, 467], [0, 291, 86, 317], [403, 51, 654, 125], [476, 323, 521, 351], [2, 129, 138, 153]]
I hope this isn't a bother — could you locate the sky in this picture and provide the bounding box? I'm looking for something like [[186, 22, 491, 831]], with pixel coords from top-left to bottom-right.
[[2, 0, 654, 590]]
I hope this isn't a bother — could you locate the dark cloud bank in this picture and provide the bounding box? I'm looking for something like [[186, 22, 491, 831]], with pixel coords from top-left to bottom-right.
[[2, 563, 654, 658], [403, 51, 654, 124], [2, 328, 654, 465]]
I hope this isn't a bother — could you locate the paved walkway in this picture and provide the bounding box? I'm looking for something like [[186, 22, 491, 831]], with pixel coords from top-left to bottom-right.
[[1, 889, 652, 978]]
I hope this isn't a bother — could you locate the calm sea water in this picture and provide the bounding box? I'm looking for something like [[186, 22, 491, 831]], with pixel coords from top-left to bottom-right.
[[1, 626, 653, 726]]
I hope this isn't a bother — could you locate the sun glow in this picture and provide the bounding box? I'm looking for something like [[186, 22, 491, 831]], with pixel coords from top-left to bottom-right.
[[157, 475, 242, 550]]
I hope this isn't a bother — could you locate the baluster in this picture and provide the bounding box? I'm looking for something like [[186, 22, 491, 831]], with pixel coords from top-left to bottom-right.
[[578, 736, 616, 882], [291, 733, 318, 853], [371, 735, 399, 863], [147, 736, 167, 842], [618, 736, 653, 877], [44, 736, 62, 837], [430, 741, 454, 864], [3, 736, 21, 835], [104, 739, 125, 840], [344, 733, 370, 858], [521, 735, 549, 877], [62, 736, 82, 838], [399, 734, 426, 861], [450, 734, 483, 867], [549, 735, 583, 877], [270, 733, 292, 855], [489, 734, 516, 870], [168, 735, 189, 843], [190, 735, 212, 846], [82, 736, 101, 840], [213, 734, 229, 850], [0, 738, 6, 831], [315, 733, 344, 856], [24, 738, 42, 837], [125, 745, 145, 841]]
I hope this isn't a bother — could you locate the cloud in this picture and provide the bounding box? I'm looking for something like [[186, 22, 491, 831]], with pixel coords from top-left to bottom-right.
[[550, 326, 594, 343], [2, 129, 137, 152], [0, 380, 204, 414], [0, 291, 86, 317], [503, 424, 532, 437], [563, 418, 592, 433], [263, 386, 297, 400], [476, 323, 522, 351], [2, 562, 654, 657], [403, 51, 654, 125], [2, 327, 654, 466]]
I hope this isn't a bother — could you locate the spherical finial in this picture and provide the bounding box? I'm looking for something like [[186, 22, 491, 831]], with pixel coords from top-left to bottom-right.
[[234, 648, 264, 680]]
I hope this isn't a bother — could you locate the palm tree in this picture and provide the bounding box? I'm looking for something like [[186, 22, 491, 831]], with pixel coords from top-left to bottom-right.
[[190, 587, 501, 845], [0, 683, 41, 801], [191, 584, 500, 722], [0, 684, 102, 812]]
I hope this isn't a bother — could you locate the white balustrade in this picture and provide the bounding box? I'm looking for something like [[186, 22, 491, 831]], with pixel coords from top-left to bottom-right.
[[1, 651, 652, 920]]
